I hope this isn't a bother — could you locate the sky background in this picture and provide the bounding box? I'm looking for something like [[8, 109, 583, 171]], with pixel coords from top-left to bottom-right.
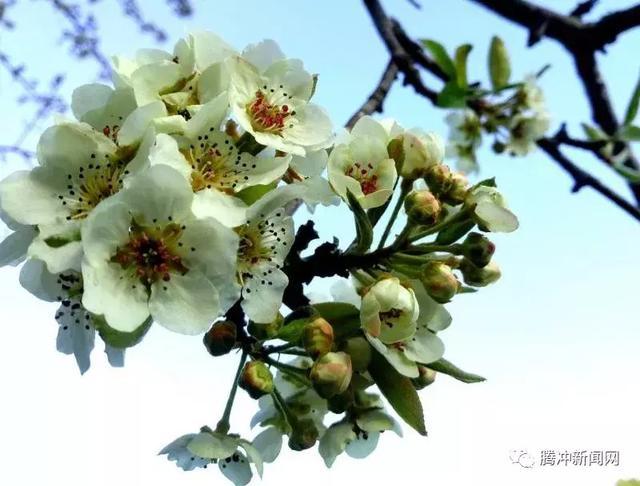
[[1, 0, 639, 485]]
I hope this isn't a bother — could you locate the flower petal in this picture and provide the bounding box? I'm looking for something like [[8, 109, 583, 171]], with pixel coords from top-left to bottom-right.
[[191, 190, 248, 227], [251, 427, 282, 464], [0, 226, 36, 267], [241, 265, 288, 324], [55, 297, 96, 375], [218, 452, 252, 486]]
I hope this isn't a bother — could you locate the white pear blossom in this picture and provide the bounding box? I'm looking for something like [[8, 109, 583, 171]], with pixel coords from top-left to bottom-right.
[[445, 109, 483, 173], [400, 128, 445, 179], [228, 49, 333, 156], [149, 93, 290, 227], [161, 428, 262, 486], [18, 258, 125, 373], [237, 204, 293, 324], [505, 112, 550, 156], [113, 32, 236, 117], [516, 74, 546, 113], [328, 117, 397, 209], [81, 164, 240, 335], [319, 408, 402, 468], [466, 185, 519, 233], [360, 278, 447, 378]]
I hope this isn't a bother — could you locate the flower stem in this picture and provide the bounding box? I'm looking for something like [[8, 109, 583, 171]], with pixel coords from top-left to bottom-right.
[[216, 349, 248, 435], [271, 387, 299, 432], [377, 185, 410, 250], [407, 207, 472, 244], [264, 356, 311, 387]]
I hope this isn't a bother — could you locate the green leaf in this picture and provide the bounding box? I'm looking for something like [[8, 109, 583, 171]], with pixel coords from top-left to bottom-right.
[[437, 81, 468, 108], [624, 72, 640, 125], [313, 302, 361, 339], [44, 236, 73, 248], [276, 317, 308, 343], [426, 358, 486, 383], [581, 122, 608, 141], [435, 219, 475, 244], [236, 182, 277, 205], [420, 39, 457, 79], [454, 44, 473, 88], [368, 350, 427, 435], [94, 316, 153, 349], [488, 36, 511, 90], [346, 190, 373, 254], [618, 124, 640, 141], [474, 177, 497, 188]]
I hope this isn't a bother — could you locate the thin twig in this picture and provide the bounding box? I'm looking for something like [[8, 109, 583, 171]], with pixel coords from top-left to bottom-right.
[[346, 59, 399, 129]]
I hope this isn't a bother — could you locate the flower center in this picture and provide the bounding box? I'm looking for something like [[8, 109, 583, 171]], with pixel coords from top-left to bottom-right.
[[161, 74, 200, 116], [111, 222, 187, 285], [247, 90, 292, 134], [59, 157, 129, 221], [345, 162, 379, 195], [379, 308, 403, 328], [181, 133, 243, 193]]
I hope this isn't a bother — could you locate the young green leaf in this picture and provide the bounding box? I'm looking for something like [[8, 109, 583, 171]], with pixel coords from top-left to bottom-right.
[[581, 122, 608, 141], [420, 39, 457, 79], [488, 36, 511, 90], [624, 72, 640, 125], [454, 44, 473, 88], [313, 302, 361, 339], [236, 182, 277, 205], [617, 124, 640, 141], [368, 350, 427, 435], [435, 219, 475, 245], [426, 358, 486, 383], [437, 81, 468, 108]]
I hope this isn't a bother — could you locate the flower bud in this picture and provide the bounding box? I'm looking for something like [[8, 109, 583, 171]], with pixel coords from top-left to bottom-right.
[[424, 163, 452, 195], [203, 320, 237, 357], [460, 259, 501, 287], [327, 387, 355, 414], [461, 232, 495, 268], [443, 172, 469, 206], [412, 365, 437, 390], [239, 360, 274, 399], [247, 313, 283, 340], [400, 130, 445, 180], [288, 418, 319, 451], [421, 261, 459, 303], [404, 189, 442, 226], [310, 351, 353, 399], [302, 317, 334, 358], [341, 336, 372, 372]]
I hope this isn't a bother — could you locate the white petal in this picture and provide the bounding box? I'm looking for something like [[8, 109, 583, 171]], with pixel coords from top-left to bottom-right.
[[0, 226, 36, 267], [318, 422, 356, 468], [476, 201, 519, 233], [264, 59, 314, 100], [219, 452, 252, 486], [403, 325, 445, 365], [241, 265, 288, 324], [131, 61, 182, 106], [344, 431, 380, 459], [71, 83, 113, 121], [192, 190, 248, 227], [149, 270, 220, 335], [185, 92, 229, 139], [82, 262, 150, 333], [411, 279, 452, 332], [283, 103, 333, 147], [55, 298, 96, 374], [80, 199, 131, 267], [290, 149, 328, 177], [350, 116, 389, 143], [251, 428, 282, 464], [148, 133, 191, 179], [239, 440, 263, 477], [121, 165, 194, 225], [242, 39, 285, 72], [160, 434, 212, 471], [198, 64, 231, 104], [105, 345, 125, 367], [188, 31, 236, 71], [19, 259, 67, 302], [367, 335, 419, 378], [117, 101, 167, 148], [28, 237, 82, 274], [187, 432, 239, 459]]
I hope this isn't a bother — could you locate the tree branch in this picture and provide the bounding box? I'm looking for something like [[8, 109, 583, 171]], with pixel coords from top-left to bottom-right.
[[591, 4, 640, 47], [346, 59, 399, 129]]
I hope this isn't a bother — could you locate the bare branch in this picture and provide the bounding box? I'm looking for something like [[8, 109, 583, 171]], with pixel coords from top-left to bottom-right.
[[591, 4, 640, 47], [347, 59, 399, 129]]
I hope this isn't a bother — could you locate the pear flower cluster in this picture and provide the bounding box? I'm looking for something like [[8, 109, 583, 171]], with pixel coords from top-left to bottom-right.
[[446, 74, 550, 172], [0, 31, 519, 486]]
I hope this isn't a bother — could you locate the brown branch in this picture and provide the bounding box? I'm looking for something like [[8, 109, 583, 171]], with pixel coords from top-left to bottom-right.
[[346, 59, 399, 129], [590, 4, 640, 47], [360, 0, 640, 222]]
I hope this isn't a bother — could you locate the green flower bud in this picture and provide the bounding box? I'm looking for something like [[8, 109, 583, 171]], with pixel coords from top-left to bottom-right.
[[341, 336, 372, 372], [310, 351, 353, 399], [421, 261, 460, 303], [460, 259, 501, 287], [424, 163, 452, 195], [404, 189, 442, 226], [288, 418, 319, 451], [247, 313, 284, 340], [203, 320, 237, 357], [412, 365, 437, 390], [462, 232, 495, 268], [302, 317, 334, 358], [443, 172, 469, 206], [239, 360, 274, 399]]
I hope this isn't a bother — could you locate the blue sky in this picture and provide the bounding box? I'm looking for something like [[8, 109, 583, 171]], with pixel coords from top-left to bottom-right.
[[1, 1, 639, 485]]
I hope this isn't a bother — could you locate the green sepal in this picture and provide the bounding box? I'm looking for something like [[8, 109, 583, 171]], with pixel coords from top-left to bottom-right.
[[236, 182, 277, 205], [368, 350, 427, 435], [346, 190, 373, 254], [425, 358, 486, 383], [93, 315, 153, 349], [437, 81, 468, 108], [435, 219, 475, 244]]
